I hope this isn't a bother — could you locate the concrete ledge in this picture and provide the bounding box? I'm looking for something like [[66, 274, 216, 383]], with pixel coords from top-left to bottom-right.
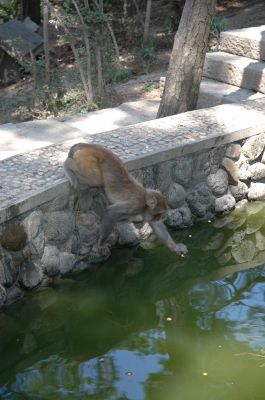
[[1, 103, 265, 223], [203, 52, 265, 94], [197, 77, 265, 109], [220, 25, 265, 61]]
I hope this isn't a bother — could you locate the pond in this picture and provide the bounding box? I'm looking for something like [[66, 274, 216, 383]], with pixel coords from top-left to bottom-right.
[[0, 200, 265, 400]]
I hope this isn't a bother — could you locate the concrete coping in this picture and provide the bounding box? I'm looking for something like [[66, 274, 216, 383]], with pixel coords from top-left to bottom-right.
[[1, 101, 265, 224]]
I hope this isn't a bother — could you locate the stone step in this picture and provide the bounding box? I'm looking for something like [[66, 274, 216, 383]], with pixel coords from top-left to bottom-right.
[[220, 25, 265, 61], [197, 78, 265, 109], [203, 51, 265, 94]]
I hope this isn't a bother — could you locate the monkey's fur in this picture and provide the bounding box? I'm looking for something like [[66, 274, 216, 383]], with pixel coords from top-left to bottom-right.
[[64, 143, 187, 256]]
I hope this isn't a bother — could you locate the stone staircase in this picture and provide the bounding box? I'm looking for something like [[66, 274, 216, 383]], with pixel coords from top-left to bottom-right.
[[197, 25, 265, 108]]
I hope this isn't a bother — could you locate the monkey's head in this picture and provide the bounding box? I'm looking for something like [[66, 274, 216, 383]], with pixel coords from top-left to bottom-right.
[[144, 189, 168, 222]]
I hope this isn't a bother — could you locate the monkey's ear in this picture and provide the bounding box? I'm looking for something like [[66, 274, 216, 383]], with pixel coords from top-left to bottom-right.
[[145, 190, 157, 210]]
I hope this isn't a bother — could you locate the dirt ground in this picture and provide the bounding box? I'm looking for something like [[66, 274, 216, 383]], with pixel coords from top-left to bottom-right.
[[1, 0, 265, 124]]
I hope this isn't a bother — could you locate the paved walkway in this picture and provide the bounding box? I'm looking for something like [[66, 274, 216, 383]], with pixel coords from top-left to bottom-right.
[[0, 99, 159, 161]]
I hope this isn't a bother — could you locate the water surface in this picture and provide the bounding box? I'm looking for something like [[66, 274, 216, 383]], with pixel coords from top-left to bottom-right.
[[0, 201, 265, 399]]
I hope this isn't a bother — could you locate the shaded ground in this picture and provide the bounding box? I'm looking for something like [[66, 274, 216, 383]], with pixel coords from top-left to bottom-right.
[[0, 0, 264, 124]]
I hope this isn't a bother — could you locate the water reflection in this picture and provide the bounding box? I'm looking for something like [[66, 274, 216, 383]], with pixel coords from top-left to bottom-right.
[[1, 204, 265, 399]]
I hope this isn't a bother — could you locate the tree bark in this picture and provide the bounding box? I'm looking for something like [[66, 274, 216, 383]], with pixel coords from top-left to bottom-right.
[[143, 0, 152, 44], [43, 0, 50, 84], [22, 0, 41, 23], [157, 0, 217, 118]]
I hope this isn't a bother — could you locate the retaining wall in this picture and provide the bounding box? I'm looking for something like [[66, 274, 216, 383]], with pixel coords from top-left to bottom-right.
[[1, 100, 265, 308]]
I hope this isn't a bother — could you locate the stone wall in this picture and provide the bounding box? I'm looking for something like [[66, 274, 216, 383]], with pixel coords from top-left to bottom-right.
[[1, 131, 265, 309]]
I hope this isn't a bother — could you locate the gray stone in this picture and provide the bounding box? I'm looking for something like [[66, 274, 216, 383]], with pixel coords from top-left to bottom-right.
[[241, 134, 265, 160], [232, 239, 255, 263], [0, 284, 6, 308], [116, 222, 140, 247], [44, 211, 74, 242], [235, 154, 251, 181], [207, 169, 228, 196], [172, 155, 193, 187], [229, 181, 248, 201], [222, 157, 240, 185], [76, 190, 94, 212], [49, 193, 70, 211], [186, 183, 215, 218], [23, 210, 45, 254], [0, 222, 27, 251], [76, 212, 100, 229], [215, 194, 236, 215], [261, 149, 265, 164], [250, 162, 265, 181], [19, 261, 43, 289], [203, 52, 265, 94], [142, 167, 156, 188], [156, 161, 173, 193], [59, 252, 76, 275], [197, 78, 265, 109], [0, 253, 16, 287], [138, 222, 153, 240], [248, 182, 265, 200], [220, 26, 265, 61], [41, 245, 60, 276], [6, 286, 24, 305], [225, 144, 241, 160], [165, 204, 193, 229], [166, 183, 186, 208]]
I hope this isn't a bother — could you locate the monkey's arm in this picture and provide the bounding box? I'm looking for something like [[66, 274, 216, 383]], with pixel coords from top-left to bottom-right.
[[149, 220, 188, 256]]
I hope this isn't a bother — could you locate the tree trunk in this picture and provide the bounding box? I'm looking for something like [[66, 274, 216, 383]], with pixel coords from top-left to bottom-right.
[[43, 0, 50, 84], [143, 0, 152, 44], [22, 0, 41, 23], [157, 0, 216, 118]]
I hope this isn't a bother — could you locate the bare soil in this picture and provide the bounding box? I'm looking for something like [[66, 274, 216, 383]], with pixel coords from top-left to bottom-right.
[[1, 0, 264, 125]]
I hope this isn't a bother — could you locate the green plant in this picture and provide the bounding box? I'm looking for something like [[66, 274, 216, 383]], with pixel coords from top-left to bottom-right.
[[210, 16, 227, 37], [137, 43, 157, 61]]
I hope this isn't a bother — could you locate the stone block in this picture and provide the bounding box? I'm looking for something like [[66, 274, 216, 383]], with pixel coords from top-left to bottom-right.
[[166, 183, 186, 209], [220, 26, 265, 61], [207, 169, 228, 196], [203, 52, 265, 94]]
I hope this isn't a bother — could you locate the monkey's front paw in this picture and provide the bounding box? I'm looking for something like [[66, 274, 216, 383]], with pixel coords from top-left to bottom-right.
[[174, 243, 188, 257]]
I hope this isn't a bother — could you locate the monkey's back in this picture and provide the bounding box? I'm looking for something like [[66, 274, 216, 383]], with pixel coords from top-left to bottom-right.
[[69, 143, 145, 207]]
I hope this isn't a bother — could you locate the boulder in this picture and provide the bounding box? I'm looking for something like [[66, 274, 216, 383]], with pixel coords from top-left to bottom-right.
[[229, 181, 248, 201], [241, 134, 265, 160], [248, 183, 265, 200], [0, 223, 27, 251], [44, 211, 74, 242], [23, 211, 44, 254], [165, 204, 193, 229], [221, 157, 240, 184], [225, 144, 241, 160], [58, 252, 76, 275], [215, 194, 236, 214], [0, 253, 17, 287], [235, 154, 251, 181], [207, 169, 228, 196], [250, 162, 265, 181], [186, 183, 215, 218], [19, 261, 43, 289], [0, 284, 6, 309], [116, 222, 140, 247], [41, 245, 60, 276], [166, 183, 186, 208], [172, 155, 193, 187]]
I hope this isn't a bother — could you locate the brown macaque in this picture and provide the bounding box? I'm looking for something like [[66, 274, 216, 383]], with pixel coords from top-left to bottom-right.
[[64, 143, 188, 256]]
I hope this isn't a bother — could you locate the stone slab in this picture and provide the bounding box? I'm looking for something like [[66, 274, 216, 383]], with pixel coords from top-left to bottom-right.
[[0, 100, 160, 161], [203, 51, 265, 94], [197, 77, 265, 109], [220, 25, 265, 60], [1, 103, 265, 223]]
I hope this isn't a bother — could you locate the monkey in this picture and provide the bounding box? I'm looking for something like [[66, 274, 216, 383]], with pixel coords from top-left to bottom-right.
[[63, 143, 188, 257]]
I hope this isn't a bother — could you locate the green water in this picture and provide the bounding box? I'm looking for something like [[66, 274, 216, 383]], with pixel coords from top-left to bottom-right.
[[1, 201, 265, 400]]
